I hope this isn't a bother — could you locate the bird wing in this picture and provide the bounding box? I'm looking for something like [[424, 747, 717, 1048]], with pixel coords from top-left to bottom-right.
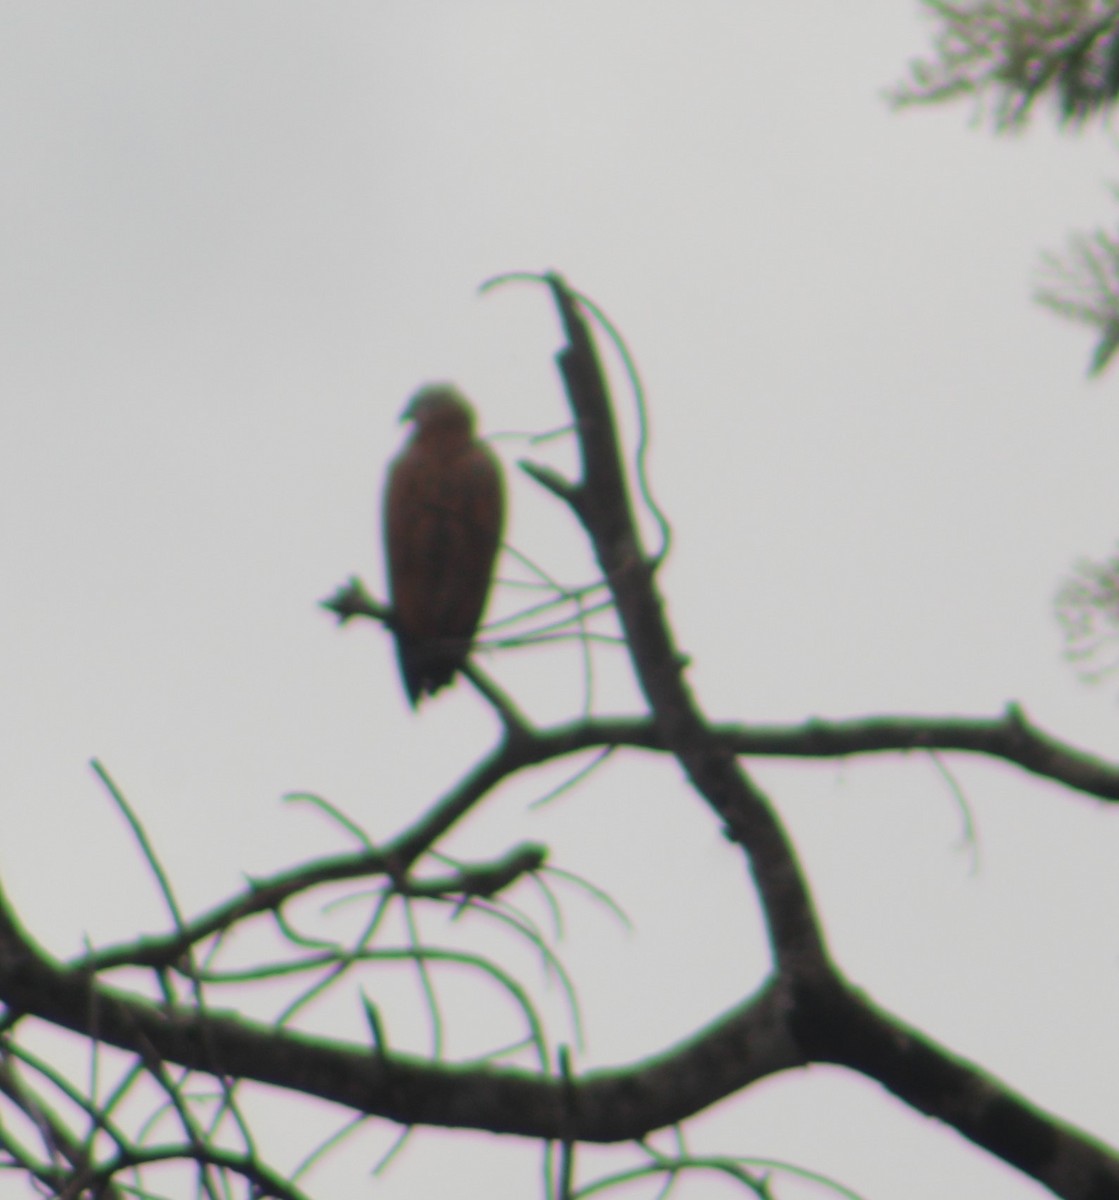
[[384, 435, 504, 701]]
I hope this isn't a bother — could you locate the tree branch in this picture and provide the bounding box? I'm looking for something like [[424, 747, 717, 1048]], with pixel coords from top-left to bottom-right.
[[4, 883, 1116, 1198], [542, 272, 834, 982]]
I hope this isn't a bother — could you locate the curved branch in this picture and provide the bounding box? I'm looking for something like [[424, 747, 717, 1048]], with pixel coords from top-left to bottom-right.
[[543, 273, 833, 980], [0, 888, 800, 1138], [2, 886, 1115, 1197]]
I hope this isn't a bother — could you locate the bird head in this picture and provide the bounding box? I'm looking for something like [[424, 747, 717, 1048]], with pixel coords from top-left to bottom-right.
[[401, 384, 476, 438]]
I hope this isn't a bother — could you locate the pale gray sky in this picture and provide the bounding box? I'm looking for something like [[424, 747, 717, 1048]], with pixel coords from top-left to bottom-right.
[[3, 5, 1119, 1198]]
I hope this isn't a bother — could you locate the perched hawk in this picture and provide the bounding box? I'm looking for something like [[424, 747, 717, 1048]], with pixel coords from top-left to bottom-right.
[[383, 385, 504, 705]]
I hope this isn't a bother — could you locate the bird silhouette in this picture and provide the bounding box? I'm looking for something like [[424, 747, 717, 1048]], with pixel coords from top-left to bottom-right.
[[383, 384, 504, 705]]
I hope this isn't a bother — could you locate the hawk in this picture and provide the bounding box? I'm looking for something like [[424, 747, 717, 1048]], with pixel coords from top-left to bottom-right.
[[383, 384, 504, 705]]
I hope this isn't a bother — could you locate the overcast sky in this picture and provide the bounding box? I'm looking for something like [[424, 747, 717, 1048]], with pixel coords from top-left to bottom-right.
[[3, 5, 1119, 1199]]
